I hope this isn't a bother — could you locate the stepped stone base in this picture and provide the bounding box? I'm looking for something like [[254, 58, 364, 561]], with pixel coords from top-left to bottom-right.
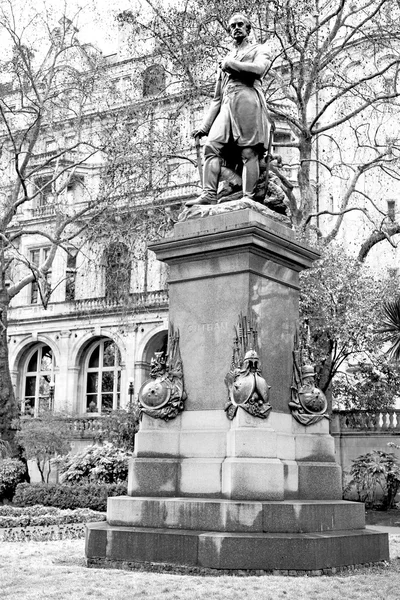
[[85, 212, 390, 573], [85, 497, 389, 572]]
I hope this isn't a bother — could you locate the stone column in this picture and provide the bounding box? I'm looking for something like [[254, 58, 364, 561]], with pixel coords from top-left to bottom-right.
[[129, 208, 341, 500], [55, 330, 72, 413]]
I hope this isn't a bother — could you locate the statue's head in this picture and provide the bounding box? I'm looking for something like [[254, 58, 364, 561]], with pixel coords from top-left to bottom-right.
[[228, 13, 251, 41]]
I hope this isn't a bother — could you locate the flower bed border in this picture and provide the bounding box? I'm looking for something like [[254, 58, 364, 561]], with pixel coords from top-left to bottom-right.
[[0, 523, 87, 542]]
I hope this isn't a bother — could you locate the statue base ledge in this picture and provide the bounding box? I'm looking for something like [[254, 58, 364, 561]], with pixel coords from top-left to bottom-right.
[[87, 555, 389, 577], [86, 507, 388, 572], [178, 198, 291, 227]]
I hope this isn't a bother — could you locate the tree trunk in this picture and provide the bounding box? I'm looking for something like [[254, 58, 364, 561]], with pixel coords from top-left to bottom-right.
[[358, 224, 400, 262], [37, 459, 46, 484], [296, 135, 315, 229], [0, 291, 19, 456]]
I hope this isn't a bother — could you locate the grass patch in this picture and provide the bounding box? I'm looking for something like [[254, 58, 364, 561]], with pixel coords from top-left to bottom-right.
[[0, 536, 399, 599]]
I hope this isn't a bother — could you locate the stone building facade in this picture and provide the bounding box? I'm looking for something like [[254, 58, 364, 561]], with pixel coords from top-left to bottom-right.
[[3, 14, 398, 462]]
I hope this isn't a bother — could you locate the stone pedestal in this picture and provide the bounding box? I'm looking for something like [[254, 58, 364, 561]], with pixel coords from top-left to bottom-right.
[[86, 207, 389, 572]]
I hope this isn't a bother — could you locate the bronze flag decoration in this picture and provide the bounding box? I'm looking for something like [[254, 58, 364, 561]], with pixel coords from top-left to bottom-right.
[[225, 313, 272, 420]]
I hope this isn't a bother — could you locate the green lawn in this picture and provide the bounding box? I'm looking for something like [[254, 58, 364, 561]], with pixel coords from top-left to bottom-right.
[[0, 536, 399, 600]]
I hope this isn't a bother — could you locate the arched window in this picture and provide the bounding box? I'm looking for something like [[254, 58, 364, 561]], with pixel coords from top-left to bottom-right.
[[104, 242, 131, 302], [23, 344, 55, 417], [142, 65, 165, 97], [85, 338, 121, 414]]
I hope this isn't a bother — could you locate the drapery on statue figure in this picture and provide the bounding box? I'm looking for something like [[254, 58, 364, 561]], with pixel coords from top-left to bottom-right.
[[186, 13, 271, 208]]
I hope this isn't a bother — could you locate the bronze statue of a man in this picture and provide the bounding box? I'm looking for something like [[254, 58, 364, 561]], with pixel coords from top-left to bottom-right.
[[186, 13, 271, 207]]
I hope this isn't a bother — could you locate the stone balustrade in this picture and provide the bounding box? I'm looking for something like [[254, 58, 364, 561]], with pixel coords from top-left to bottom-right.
[[158, 182, 199, 200], [32, 205, 56, 218], [20, 415, 107, 441], [73, 290, 168, 313], [63, 416, 106, 439], [331, 409, 400, 433], [9, 289, 169, 322]]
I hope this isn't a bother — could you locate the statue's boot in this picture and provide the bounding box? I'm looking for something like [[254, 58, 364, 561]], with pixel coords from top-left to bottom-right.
[[185, 154, 221, 207], [241, 147, 259, 200]]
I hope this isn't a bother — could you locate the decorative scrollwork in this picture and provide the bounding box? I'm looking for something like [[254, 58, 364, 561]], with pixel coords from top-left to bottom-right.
[[138, 325, 186, 421], [224, 313, 272, 420], [289, 328, 329, 426]]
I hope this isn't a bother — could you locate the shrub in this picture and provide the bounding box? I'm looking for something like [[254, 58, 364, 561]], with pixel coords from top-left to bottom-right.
[[344, 450, 400, 509], [16, 412, 71, 483], [58, 443, 132, 485], [0, 459, 26, 501], [93, 404, 140, 451], [13, 482, 127, 511]]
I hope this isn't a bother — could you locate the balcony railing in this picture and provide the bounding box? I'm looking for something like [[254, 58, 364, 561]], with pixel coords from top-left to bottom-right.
[[21, 415, 109, 440], [64, 416, 107, 438], [8, 289, 169, 322], [31, 204, 56, 218], [29, 149, 80, 167], [73, 290, 169, 313], [332, 409, 400, 433]]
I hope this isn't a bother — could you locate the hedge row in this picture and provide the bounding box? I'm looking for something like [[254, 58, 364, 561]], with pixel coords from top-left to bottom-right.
[[13, 482, 127, 511], [0, 523, 87, 543], [0, 505, 106, 528]]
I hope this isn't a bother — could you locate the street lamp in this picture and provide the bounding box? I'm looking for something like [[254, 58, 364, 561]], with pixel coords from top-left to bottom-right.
[[49, 380, 55, 411], [128, 377, 134, 406]]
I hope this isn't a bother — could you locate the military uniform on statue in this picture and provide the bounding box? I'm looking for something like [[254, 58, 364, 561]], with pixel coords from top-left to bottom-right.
[[186, 13, 270, 206]]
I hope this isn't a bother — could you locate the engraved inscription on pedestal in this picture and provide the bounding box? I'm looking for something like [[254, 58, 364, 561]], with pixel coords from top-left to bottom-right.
[[224, 313, 272, 420], [138, 325, 186, 421], [289, 329, 328, 426]]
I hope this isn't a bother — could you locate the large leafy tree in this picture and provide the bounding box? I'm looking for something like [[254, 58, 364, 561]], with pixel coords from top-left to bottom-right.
[[0, 5, 111, 454], [113, 1, 400, 410], [0, 4, 146, 453], [332, 357, 400, 410], [0, 1, 188, 454], [299, 243, 398, 407], [115, 0, 400, 254]]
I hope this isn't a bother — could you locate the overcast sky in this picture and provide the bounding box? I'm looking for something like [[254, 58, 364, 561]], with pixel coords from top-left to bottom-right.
[[0, 0, 179, 58], [72, 0, 127, 54]]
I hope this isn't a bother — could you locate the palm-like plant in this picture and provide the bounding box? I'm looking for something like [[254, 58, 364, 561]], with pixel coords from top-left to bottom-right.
[[377, 297, 400, 361]]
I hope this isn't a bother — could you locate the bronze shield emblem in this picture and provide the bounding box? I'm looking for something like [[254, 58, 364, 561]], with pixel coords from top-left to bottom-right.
[[139, 377, 172, 409], [298, 387, 327, 415], [230, 373, 255, 405]]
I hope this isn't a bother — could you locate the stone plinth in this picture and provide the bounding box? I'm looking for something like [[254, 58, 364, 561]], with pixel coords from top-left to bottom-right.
[[85, 206, 389, 571], [154, 208, 318, 414], [129, 208, 339, 501]]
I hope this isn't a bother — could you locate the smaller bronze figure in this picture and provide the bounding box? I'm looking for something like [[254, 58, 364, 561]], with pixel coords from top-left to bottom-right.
[[290, 331, 328, 426], [138, 326, 186, 421], [225, 313, 271, 420]]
